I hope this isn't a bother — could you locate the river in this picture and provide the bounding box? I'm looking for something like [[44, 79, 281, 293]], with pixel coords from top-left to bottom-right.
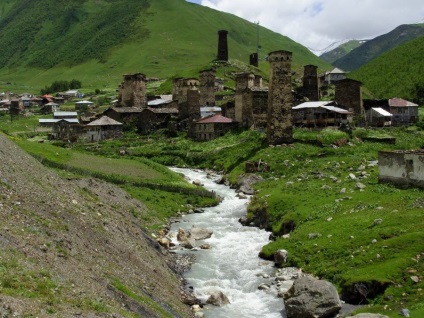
[[169, 168, 285, 318]]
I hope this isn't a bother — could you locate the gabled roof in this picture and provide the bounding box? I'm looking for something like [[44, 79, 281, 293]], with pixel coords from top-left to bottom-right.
[[389, 98, 418, 107], [87, 116, 122, 126], [293, 101, 336, 109], [196, 114, 233, 124], [148, 99, 173, 106], [372, 107, 392, 117], [293, 101, 351, 114], [75, 100, 94, 105], [39, 119, 79, 124], [54, 111, 77, 117]]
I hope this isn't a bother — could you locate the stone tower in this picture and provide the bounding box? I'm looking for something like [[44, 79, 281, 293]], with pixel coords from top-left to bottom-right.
[[250, 53, 258, 67], [217, 30, 229, 61], [302, 65, 319, 101], [199, 69, 216, 106], [118, 73, 147, 108], [235, 73, 255, 125], [334, 78, 363, 117], [267, 50, 293, 145]]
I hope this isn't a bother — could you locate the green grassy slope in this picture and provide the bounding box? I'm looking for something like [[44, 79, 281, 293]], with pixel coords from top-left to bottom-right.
[[0, 0, 330, 91], [320, 40, 364, 64], [349, 35, 424, 101], [333, 24, 424, 71]]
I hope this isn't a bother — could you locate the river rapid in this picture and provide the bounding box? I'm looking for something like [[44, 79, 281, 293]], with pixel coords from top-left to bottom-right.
[[169, 168, 285, 318]]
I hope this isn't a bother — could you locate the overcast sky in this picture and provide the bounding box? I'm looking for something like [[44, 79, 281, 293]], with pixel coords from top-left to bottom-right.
[[187, 0, 424, 55]]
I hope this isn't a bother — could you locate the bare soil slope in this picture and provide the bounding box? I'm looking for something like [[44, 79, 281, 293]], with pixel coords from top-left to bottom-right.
[[0, 133, 192, 317]]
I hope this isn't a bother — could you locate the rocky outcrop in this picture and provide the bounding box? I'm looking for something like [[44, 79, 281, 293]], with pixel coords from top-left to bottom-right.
[[274, 249, 288, 266], [237, 173, 263, 195], [284, 275, 341, 318]]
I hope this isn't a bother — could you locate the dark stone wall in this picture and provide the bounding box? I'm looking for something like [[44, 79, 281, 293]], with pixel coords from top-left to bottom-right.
[[119, 73, 147, 108], [267, 50, 293, 145], [335, 79, 363, 116]]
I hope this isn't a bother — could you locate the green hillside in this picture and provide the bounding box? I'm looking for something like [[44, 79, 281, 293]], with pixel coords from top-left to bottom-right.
[[333, 23, 424, 71], [320, 40, 364, 64], [0, 0, 330, 92], [349, 35, 424, 102]]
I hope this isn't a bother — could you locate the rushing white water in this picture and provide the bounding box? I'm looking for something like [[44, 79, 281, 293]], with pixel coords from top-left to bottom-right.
[[170, 168, 285, 318]]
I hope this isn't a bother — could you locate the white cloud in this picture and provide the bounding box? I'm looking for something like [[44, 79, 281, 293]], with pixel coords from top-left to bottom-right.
[[200, 0, 424, 54]]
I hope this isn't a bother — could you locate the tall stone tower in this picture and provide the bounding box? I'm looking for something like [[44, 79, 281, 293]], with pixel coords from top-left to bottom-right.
[[335, 78, 363, 117], [118, 73, 147, 108], [235, 73, 255, 126], [199, 69, 216, 106], [302, 65, 319, 101], [217, 30, 229, 61], [267, 50, 293, 145], [250, 53, 258, 67]]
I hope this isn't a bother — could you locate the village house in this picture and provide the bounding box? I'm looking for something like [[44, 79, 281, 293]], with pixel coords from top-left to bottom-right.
[[363, 98, 419, 126], [38, 111, 81, 141], [194, 114, 236, 141], [322, 67, 347, 85], [292, 101, 352, 127], [103, 107, 143, 128], [40, 102, 59, 114], [137, 107, 179, 134], [86, 116, 123, 142], [379, 150, 424, 188]]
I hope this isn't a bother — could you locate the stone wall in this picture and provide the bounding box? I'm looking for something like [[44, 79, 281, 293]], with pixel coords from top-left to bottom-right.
[[335, 79, 363, 117], [267, 50, 293, 145], [118, 73, 147, 108], [302, 65, 319, 101], [379, 150, 424, 188], [235, 73, 255, 125]]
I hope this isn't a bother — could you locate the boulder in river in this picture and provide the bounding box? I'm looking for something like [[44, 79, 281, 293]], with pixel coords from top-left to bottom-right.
[[206, 291, 230, 307], [189, 227, 213, 240], [284, 275, 341, 318]]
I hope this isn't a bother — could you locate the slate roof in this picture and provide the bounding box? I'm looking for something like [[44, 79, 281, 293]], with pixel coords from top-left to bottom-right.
[[196, 114, 233, 124], [87, 116, 123, 126], [389, 98, 418, 107]]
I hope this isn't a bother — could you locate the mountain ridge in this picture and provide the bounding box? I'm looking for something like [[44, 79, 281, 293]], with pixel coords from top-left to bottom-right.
[[0, 0, 330, 91]]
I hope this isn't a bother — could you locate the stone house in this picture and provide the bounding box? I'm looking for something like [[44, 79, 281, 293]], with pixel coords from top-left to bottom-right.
[[194, 114, 235, 141], [323, 68, 346, 84], [379, 150, 424, 188], [234, 72, 268, 129], [334, 78, 363, 119], [292, 101, 352, 127], [103, 107, 143, 128], [75, 100, 94, 111], [86, 116, 123, 142], [137, 108, 179, 134]]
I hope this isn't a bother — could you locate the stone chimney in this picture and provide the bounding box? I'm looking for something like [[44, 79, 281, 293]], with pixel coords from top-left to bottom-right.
[[217, 30, 229, 61], [267, 50, 293, 145], [302, 65, 319, 101]]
